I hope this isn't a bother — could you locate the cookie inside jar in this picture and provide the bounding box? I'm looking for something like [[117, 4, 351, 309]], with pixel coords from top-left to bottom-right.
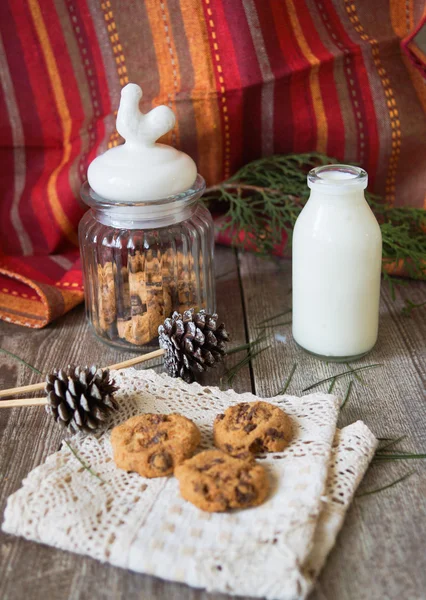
[[94, 243, 206, 348]]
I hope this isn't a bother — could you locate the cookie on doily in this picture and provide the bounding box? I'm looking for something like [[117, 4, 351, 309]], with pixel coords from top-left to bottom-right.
[[214, 401, 292, 456], [175, 449, 269, 512], [111, 413, 200, 478]]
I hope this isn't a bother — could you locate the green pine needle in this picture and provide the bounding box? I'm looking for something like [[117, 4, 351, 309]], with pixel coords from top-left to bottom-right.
[[401, 300, 426, 317], [216, 268, 236, 280], [344, 361, 368, 386], [226, 335, 265, 356], [356, 471, 416, 497], [327, 378, 336, 393], [373, 453, 426, 461], [255, 320, 292, 330], [302, 364, 382, 392], [258, 308, 292, 325], [64, 440, 109, 485], [276, 363, 297, 395], [378, 435, 407, 451], [340, 380, 354, 409], [0, 348, 42, 375], [225, 344, 270, 385]]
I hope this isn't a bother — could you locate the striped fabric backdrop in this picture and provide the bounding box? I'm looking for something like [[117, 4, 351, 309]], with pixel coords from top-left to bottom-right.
[[0, 0, 425, 327]]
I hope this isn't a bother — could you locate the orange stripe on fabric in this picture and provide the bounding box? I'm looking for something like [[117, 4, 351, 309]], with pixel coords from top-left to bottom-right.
[[345, 1, 401, 206], [145, 0, 181, 147], [180, 0, 222, 184], [100, 0, 128, 148], [203, 0, 231, 179], [27, 0, 79, 246], [0, 292, 46, 317], [390, 0, 414, 38], [285, 0, 328, 154]]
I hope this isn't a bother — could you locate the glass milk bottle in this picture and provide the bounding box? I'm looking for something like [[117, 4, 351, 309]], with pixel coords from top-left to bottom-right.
[[292, 165, 382, 361]]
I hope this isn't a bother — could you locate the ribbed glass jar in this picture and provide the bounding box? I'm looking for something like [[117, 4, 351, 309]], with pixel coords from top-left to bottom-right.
[[79, 175, 215, 350]]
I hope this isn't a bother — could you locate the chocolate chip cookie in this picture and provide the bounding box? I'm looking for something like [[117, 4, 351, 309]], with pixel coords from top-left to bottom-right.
[[175, 449, 269, 512], [213, 401, 292, 456], [111, 413, 200, 478]]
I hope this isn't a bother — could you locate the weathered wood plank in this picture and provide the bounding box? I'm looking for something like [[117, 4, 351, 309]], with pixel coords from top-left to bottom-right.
[[0, 247, 250, 600], [1, 246, 425, 600], [238, 251, 426, 600]]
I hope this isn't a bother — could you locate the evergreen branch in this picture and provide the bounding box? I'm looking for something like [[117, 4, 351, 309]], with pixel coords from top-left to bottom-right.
[[204, 153, 426, 285], [401, 300, 426, 317], [206, 183, 284, 196]]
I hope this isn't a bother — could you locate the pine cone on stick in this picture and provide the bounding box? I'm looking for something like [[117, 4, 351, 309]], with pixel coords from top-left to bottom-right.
[[45, 365, 119, 433], [158, 309, 230, 383]]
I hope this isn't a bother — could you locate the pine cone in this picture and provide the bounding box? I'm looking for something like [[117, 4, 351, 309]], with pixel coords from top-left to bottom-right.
[[45, 365, 119, 433], [158, 309, 229, 383]]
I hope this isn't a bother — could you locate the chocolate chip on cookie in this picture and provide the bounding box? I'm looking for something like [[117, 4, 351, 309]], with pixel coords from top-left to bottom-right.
[[111, 413, 200, 478], [175, 449, 269, 512], [213, 401, 292, 456]]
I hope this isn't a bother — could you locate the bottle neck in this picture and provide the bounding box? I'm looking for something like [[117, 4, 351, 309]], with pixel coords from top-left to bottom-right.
[[308, 187, 366, 206]]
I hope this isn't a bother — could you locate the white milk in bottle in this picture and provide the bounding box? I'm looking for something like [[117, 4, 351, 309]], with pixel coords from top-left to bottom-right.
[[292, 165, 382, 360]]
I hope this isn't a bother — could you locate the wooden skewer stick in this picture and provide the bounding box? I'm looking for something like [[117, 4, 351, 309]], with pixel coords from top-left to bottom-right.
[[0, 347, 165, 402], [0, 397, 48, 408], [107, 348, 164, 371]]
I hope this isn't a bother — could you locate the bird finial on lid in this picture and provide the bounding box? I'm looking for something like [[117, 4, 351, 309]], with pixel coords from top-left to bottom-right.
[[87, 82, 197, 202], [116, 84, 176, 147]]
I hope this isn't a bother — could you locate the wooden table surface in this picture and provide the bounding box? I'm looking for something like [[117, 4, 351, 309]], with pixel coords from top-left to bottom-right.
[[0, 247, 425, 600]]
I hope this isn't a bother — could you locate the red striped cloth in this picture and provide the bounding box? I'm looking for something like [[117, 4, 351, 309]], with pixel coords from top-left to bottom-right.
[[0, 0, 425, 327]]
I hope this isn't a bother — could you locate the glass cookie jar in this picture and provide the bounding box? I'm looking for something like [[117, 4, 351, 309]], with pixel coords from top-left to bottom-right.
[[79, 175, 216, 350]]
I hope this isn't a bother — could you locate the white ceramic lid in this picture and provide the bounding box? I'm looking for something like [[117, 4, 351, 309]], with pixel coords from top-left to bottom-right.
[[87, 83, 197, 202]]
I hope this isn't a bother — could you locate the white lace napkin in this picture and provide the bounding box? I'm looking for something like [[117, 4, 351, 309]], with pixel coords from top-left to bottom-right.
[[2, 369, 377, 600]]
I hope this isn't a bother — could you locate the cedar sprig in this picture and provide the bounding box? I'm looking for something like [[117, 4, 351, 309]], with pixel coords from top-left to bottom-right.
[[205, 153, 331, 254], [204, 153, 426, 299], [401, 299, 426, 317]]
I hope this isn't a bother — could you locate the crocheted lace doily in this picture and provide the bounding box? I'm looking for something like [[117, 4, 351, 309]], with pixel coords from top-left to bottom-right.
[[2, 369, 377, 600]]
